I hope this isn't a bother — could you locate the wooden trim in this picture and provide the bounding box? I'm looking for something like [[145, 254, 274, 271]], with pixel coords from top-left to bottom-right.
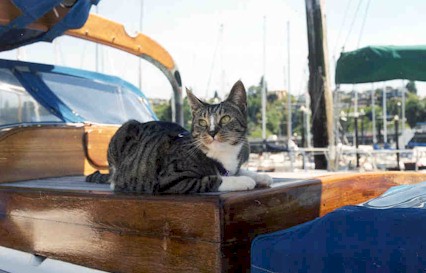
[[0, 2, 176, 72], [317, 172, 426, 215], [83, 125, 118, 169], [220, 172, 426, 243], [66, 14, 176, 71], [0, 125, 86, 183], [65, 14, 184, 125], [0, 125, 107, 183]]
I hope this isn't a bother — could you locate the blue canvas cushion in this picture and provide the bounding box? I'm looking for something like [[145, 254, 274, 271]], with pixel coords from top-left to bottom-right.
[[251, 182, 426, 273]]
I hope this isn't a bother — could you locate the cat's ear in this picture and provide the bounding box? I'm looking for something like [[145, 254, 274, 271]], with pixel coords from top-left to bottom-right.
[[226, 80, 247, 113], [186, 88, 205, 113]]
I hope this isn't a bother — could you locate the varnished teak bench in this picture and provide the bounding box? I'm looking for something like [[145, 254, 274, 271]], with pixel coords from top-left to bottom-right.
[[0, 172, 426, 273]]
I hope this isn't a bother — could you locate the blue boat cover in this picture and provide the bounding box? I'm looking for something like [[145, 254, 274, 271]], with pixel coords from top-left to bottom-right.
[[0, 58, 157, 125], [251, 182, 426, 273], [0, 0, 99, 51]]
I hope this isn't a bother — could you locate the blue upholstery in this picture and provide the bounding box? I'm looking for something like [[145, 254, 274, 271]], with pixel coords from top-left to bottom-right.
[[252, 182, 426, 273]]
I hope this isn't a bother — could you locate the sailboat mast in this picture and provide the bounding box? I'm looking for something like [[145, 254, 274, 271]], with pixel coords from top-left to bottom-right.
[[372, 84, 377, 143], [138, 0, 144, 91], [383, 86, 387, 144], [205, 24, 223, 99], [261, 16, 267, 141], [286, 21, 292, 146], [95, 5, 99, 72], [401, 80, 406, 147], [305, 0, 335, 170], [220, 24, 225, 97], [287, 21, 294, 171]]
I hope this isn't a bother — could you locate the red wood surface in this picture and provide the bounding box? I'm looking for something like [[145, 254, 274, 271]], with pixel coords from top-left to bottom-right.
[[0, 172, 425, 272]]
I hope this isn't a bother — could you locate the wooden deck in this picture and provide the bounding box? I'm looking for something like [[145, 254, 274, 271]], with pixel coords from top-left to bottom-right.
[[0, 175, 300, 191], [1, 172, 426, 273], [0, 176, 110, 191]]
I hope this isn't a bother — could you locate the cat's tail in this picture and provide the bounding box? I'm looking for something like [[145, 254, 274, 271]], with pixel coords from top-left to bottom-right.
[[85, 171, 110, 184]]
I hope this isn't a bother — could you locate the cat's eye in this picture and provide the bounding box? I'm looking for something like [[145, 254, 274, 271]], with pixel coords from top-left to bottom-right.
[[220, 115, 231, 124], [198, 119, 208, 127]]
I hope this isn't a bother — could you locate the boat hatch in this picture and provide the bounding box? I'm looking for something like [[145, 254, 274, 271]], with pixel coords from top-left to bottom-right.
[[0, 59, 157, 128]]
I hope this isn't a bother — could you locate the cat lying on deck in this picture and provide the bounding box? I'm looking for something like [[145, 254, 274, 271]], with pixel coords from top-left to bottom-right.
[[86, 80, 272, 194]]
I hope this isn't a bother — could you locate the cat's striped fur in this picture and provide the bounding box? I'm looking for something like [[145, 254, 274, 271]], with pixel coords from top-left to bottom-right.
[[86, 81, 272, 194]]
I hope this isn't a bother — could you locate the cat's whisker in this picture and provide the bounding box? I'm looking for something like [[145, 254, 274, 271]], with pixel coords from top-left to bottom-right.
[[184, 140, 205, 158]]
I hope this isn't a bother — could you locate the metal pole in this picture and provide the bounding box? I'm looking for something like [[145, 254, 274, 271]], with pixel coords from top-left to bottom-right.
[[220, 25, 225, 96], [354, 85, 358, 145], [95, 5, 99, 72], [301, 111, 306, 148], [383, 84, 388, 144], [354, 114, 360, 168], [287, 21, 293, 172], [138, 0, 144, 90], [377, 120, 382, 143], [334, 88, 340, 145], [286, 21, 292, 144], [301, 110, 305, 170], [395, 116, 400, 170], [372, 83, 377, 143], [401, 80, 406, 147], [261, 16, 267, 141], [306, 94, 311, 148]]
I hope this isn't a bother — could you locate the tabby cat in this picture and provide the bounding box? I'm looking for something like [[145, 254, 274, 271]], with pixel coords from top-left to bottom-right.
[[86, 80, 272, 194]]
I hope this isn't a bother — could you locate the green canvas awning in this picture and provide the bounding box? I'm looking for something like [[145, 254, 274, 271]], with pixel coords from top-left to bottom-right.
[[335, 45, 426, 84]]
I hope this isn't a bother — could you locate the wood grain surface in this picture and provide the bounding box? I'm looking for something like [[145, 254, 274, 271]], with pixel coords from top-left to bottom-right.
[[84, 125, 118, 169], [0, 125, 116, 183], [0, 126, 89, 183], [218, 171, 426, 272], [66, 14, 176, 70], [1, 164, 426, 272], [0, 188, 222, 272]]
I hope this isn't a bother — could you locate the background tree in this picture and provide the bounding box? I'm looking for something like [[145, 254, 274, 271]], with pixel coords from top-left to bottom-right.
[[405, 92, 426, 128], [246, 78, 264, 138], [406, 80, 417, 95], [152, 101, 171, 122], [152, 81, 426, 145], [152, 97, 192, 130], [246, 77, 297, 139]]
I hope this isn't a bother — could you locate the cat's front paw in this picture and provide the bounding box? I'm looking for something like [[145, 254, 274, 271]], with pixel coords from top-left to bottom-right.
[[218, 176, 256, 192], [254, 173, 273, 188]]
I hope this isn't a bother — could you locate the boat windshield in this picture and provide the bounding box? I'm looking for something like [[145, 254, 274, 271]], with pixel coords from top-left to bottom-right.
[[0, 69, 62, 127], [38, 71, 155, 125]]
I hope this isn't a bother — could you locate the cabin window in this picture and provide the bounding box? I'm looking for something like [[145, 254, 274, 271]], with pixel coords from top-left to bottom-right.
[[38, 72, 154, 124], [0, 69, 62, 127]]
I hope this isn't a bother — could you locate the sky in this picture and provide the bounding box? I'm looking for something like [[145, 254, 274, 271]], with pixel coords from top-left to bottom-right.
[[1, 0, 426, 100]]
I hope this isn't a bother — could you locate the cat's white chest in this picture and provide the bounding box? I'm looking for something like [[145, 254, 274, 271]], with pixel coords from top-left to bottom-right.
[[206, 142, 242, 175]]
